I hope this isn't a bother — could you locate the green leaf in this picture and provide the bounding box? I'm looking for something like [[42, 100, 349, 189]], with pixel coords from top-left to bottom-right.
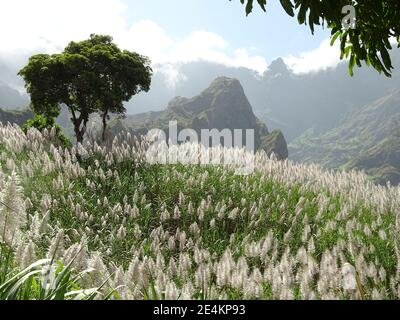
[[298, 3, 308, 24], [380, 47, 392, 71], [280, 0, 294, 17], [349, 54, 356, 77], [257, 0, 267, 12], [245, 0, 254, 15], [345, 45, 353, 58], [330, 31, 341, 47], [0, 259, 50, 294]]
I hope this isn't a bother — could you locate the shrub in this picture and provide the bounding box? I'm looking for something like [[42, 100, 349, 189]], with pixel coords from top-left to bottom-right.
[[22, 115, 71, 148]]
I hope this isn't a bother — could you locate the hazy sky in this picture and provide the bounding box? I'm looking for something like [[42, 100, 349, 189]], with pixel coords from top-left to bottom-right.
[[0, 0, 341, 77]]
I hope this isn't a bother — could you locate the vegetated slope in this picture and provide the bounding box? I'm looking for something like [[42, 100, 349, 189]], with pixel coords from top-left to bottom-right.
[[256, 55, 400, 141], [0, 123, 399, 300], [0, 77, 288, 159], [290, 90, 400, 185], [120, 49, 400, 142], [0, 108, 33, 125], [0, 82, 29, 110], [110, 77, 288, 160], [2, 49, 400, 143]]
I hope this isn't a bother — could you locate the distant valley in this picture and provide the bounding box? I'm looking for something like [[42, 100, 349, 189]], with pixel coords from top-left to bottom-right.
[[290, 90, 400, 185], [109, 77, 288, 160], [1, 50, 400, 184]]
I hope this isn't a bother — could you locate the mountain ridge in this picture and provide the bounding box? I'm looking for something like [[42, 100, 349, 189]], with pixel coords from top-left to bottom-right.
[[290, 89, 400, 185], [109, 76, 289, 160], [0, 108, 33, 125]]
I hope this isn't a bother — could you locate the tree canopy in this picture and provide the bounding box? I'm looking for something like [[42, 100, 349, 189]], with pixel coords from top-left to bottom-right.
[[234, 0, 400, 76], [19, 34, 152, 143]]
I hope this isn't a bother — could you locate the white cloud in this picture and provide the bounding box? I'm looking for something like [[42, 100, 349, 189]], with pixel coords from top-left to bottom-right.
[[169, 31, 229, 64], [0, 0, 127, 57], [231, 49, 268, 73], [283, 38, 344, 74], [120, 26, 268, 74], [155, 63, 188, 89], [118, 20, 173, 63], [0, 0, 268, 90]]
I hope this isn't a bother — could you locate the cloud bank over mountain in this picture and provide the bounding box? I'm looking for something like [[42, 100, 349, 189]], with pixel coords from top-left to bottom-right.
[[283, 38, 342, 74], [0, 0, 267, 78], [0, 0, 345, 94]]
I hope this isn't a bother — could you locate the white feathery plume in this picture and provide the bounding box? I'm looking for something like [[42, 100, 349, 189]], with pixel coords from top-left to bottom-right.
[[0, 171, 26, 246]]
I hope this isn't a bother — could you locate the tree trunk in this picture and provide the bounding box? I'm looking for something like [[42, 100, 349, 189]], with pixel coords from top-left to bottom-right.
[[76, 128, 85, 144], [73, 115, 88, 144], [73, 121, 83, 144], [102, 111, 108, 142]]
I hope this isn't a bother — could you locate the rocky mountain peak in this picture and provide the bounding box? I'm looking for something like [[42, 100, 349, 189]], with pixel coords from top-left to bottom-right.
[[205, 76, 244, 94], [265, 58, 290, 76], [118, 77, 289, 160], [167, 76, 253, 116]]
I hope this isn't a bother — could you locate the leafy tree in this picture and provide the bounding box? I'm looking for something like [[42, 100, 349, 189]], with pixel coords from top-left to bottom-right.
[[19, 34, 152, 143], [233, 0, 400, 76], [22, 114, 71, 148]]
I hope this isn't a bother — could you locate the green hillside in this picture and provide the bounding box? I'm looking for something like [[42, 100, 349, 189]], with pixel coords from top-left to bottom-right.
[[0, 123, 399, 300], [0, 108, 33, 125], [290, 90, 400, 185]]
